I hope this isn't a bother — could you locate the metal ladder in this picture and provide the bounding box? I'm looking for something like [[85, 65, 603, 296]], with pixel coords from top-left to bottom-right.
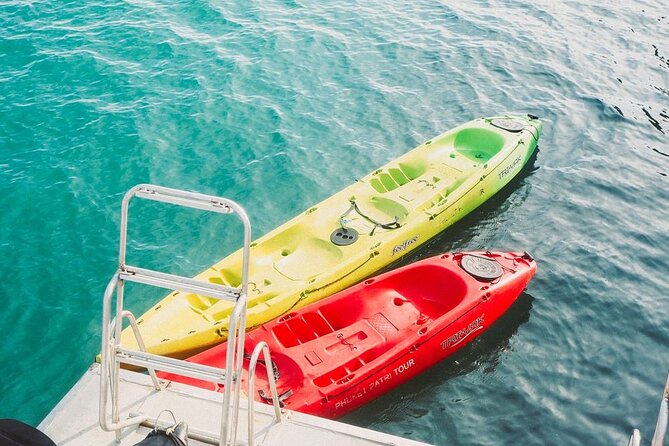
[[98, 184, 282, 445]]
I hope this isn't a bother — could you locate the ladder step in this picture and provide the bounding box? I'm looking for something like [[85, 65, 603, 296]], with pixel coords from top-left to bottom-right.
[[120, 265, 240, 302], [134, 185, 236, 215], [117, 348, 228, 384]]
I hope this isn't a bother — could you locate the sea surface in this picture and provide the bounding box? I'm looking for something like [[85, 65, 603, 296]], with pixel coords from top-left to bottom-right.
[[1, 1, 667, 444]]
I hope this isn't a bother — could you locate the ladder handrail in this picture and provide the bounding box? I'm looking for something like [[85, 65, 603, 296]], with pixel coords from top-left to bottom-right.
[[98, 184, 279, 446], [627, 369, 669, 446], [247, 342, 282, 446], [651, 370, 669, 446], [628, 430, 641, 446], [99, 274, 149, 435]]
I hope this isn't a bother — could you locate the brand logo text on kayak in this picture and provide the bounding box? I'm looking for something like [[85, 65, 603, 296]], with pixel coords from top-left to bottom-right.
[[441, 315, 485, 349], [392, 235, 419, 256], [498, 156, 522, 180], [334, 387, 367, 410]]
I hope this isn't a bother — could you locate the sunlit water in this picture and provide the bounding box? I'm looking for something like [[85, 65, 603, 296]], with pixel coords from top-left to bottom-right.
[[1, 1, 667, 444]]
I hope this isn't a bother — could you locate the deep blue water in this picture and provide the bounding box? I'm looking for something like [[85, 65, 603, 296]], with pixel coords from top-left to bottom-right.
[[1, 1, 668, 445]]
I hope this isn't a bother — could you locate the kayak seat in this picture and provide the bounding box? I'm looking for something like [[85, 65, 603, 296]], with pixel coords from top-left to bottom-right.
[[425, 127, 506, 166], [452, 128, 506, 162], [388, 264, 468, 318], [349, 197, 409, 227], [274, 237, 343, 281]]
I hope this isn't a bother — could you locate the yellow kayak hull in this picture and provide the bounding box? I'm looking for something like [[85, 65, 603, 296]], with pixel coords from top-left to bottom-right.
[[121, 115, 542, 358]]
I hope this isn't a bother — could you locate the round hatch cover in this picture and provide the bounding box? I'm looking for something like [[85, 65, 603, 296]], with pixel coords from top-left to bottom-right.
[[491, 118, 524, 133], [330, 227, 359, 246], [461, 255, 503, 281]]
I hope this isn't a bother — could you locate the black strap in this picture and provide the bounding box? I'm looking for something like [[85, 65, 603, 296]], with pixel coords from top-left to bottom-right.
[[341, 198, 401, 235], [258, 389, 294, 408]]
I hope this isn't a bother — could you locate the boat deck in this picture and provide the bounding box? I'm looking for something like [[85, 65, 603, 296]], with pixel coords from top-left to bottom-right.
[[40, 363, 431, 446]]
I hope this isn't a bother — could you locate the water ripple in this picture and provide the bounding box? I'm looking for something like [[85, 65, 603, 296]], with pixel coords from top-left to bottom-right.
[[1, 0, 668, 444]]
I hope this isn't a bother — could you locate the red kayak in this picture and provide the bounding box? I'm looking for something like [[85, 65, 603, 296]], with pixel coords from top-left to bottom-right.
[[161, 251, 536, 419]]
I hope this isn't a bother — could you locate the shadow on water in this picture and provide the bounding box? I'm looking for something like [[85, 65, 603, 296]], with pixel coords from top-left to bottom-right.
[[342, 291, 536, 424]]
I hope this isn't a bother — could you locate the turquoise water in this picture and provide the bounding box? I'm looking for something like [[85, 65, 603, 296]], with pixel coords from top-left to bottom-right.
[[1, 0, 668, 444]]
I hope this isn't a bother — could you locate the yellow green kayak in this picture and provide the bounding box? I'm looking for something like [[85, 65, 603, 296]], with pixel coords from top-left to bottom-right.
[[122, 115, 542, 358]]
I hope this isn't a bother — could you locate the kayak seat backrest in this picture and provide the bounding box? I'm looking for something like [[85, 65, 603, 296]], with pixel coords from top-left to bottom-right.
[[416, 176, 466, 213], [185, 268, 242, 316], [272, 311, 336, 348], [369, 160, 427, 193], [209, 267, 242, 288]]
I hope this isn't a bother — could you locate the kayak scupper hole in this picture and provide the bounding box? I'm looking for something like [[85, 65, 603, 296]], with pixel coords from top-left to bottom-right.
[[335, 231, 354, 240], [393, 297, 408, 306], [418, 327, 428, 336], [336, 375, 354, 385], [279, 312, 298, 323], [364, 279, 375, 285], [281, 249, 290, 256]]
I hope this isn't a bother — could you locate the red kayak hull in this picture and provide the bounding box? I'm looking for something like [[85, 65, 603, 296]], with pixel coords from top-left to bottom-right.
[[160, 251, 536, 419]]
